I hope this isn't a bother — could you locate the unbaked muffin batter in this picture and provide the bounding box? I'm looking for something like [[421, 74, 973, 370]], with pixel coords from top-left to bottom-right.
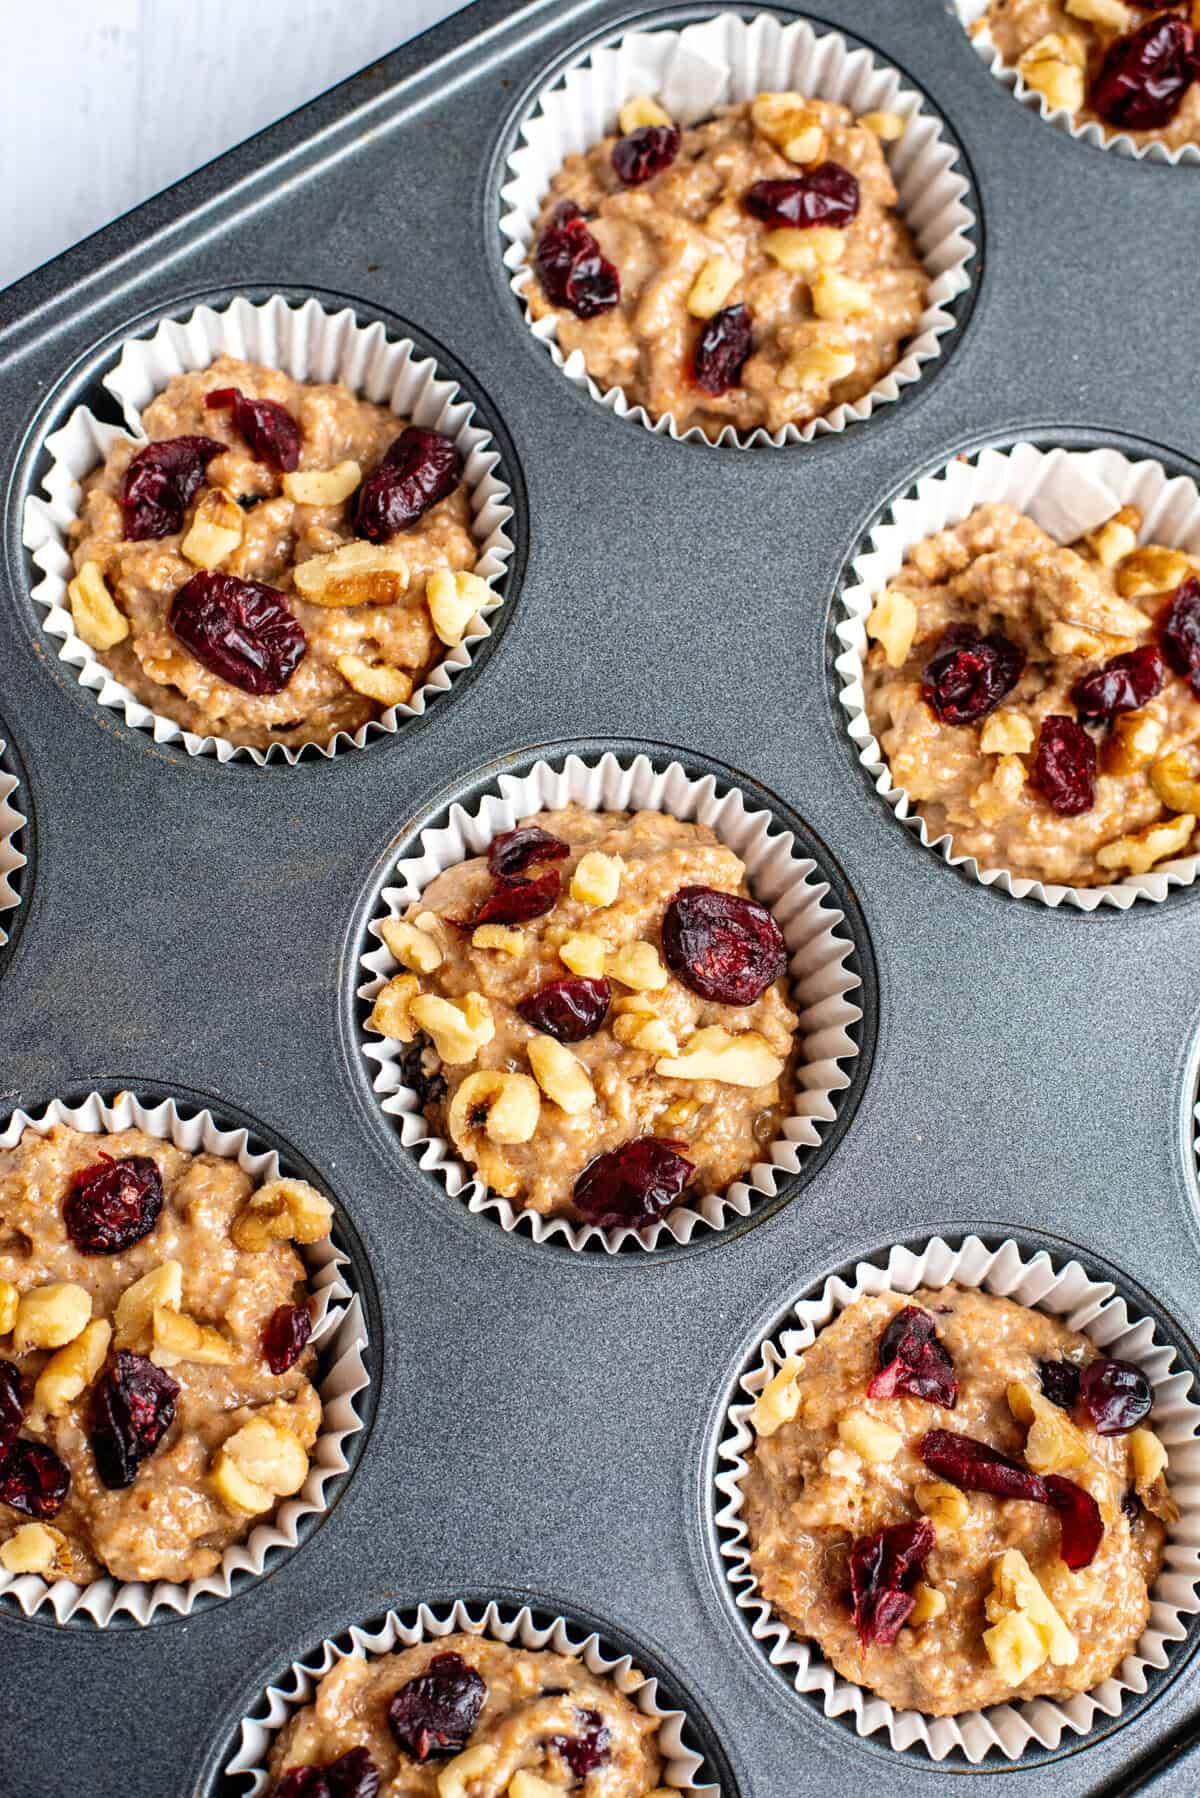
[[743, 1284, 1172, 1716], [527, 93, 927, 438]]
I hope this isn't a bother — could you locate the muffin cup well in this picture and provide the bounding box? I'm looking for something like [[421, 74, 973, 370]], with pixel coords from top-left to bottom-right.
[[22, 294, 515, 764], [224, 1596, 718, 1795], [835, 442, 1200, 909], [714, 1233, 1200, 1763], [0, 738, 26, 946], [359, 750, 862, 1251], [0, 1090, 368, 1626], [499, 9, 975, 448], [954, 0, 1200, 165]]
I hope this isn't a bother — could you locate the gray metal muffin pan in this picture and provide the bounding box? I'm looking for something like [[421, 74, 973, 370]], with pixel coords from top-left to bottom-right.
[[0, 0, 1198, 1792]]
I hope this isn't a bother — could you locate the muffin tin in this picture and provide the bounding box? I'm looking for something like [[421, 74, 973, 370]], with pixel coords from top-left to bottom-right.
[[0, 0, 1199, 1792]]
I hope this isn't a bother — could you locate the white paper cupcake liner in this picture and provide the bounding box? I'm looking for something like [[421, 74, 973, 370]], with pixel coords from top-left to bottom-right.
[[0, 739, 26, 947], [225, 1596, 718, 1795], [714, 1232, 1200, 1763], [955, 0, 1200, 165], [499, 10, 975, 447], [358, 749, 863, 1251], [0, 1089, 369, 1625], [22, 295, 515, 764], [835, 441, 1200, 910]]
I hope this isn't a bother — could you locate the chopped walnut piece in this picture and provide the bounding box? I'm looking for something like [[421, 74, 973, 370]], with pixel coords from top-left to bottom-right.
[[527, 1036, 595, 1115], [180, 488, 244, 571], [1066, 0, 1134, 27], [750, 91, 825, 163], [211, 1415, 309, 1515], [915, 1478, 969, 1529], [559, 932, 607, 977], [280, 460, 362, 506], [439, 1747, 499, 1798], [750, 1358, 803, 1438], [858, 110, 906, 140], [984, 1608, 1048, 1685], [980, 711, 1035, 756], [571, 851, 623, 907], [687, 255, 742, 320], [1115, 546, 1195, 600], [608, 941, 668, 991], [1085, 506, 1141, 569], [1150, 751, 1200, 816], [449, 1070, 541, 1146], [380, 916, 443, 973], [1103, 712, 1163, 776], [32, 1318, 111, 1419], [13, 1283, 92, 1353], [763, 226, 845, 274], [811, 270, 872, 321], [837, 1409, 902, 1463], [781, 340, 857, 392], [292, 540, 409, 606], [908, 1581, 946, 1626], [113, 1261, 182, 1347], [1095, 813, 1195, 876], [409, 992, 494, 1065], [986, 1548, 1078, 1667], [1008, 1378, 1088, 1473], [619, 94, 673, 133], [1130, 1427, 1180, 1524], [1017, 33, 1086, 112], [0, 1522, 72, 1577], [231, 1179, 333, 1251], [335, 654, 413, 708], [150, 1307, 234, 1368], [67, 561, 129, 652], [656, 1025, 784, 1087], [0, 1279, 17, 1335], [866, 589, 917, 669], [471, 924, 526, 955], [427, 568, 490, 647], [367, 972, 421, 1043]]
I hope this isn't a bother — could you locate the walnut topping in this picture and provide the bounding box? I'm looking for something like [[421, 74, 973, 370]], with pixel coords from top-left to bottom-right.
[[750, 1358, 803, 1438], [858, 110, 906, 140], [1008, 1378, 1088, 1473], [866, 588, 917, 669], [380, 916, 444, 973], [32, 1318, 112, 1420], [150, 1307, 234, 1368], [607, 941, 668, 992], [280, 460, 362, 506], [750, 91, 825, 163], [231, 1179, 333, 1251], [449, 1070, 541, 1146], [427, 568, 490, 647], [0, 1279, 17, 1335], [0, 1522, 73, 1577], [471, 924, 526, 955], [980, 711, 1035, 756], [67, 561, 129, 652], [811, 270, 872, 321], [507, 1774, 559, 1798], [335, 654, 414, 708], [570, 851, 623, 907], [13, 1282, 92, 1353], [781, 340, 857, 392], [1065, 0, 1135, 31], [113, 1261, 182, 1348], [180, 487, 244, 570], [1017, 33, 1086, 112], [527, 1035, 596, 1115], [1115, 546, 1195, 600], [1095, 813, 1195, 876], [1150, 750, 1200, 816], [211, 1416, 309, 1515], [559, 932, 607, 977], [687, 254, 742, 320], [292, 540, 410, 607], [1103, 712, 1163, 775], [915, 1478, 969, 1530], [1130, 1427, 1180, 1524], [836, 1409, 902, 1463], [618, 94, 673, 133], [656, 1025, 784, 1087], [908, 1581, 946, 1626], [763, 227, 845, 274], [409, 992, 494, 1065], [438, 1747, 498, 1798], [367, 972, 421, 1043], [1085, 506, 1141, 569], [983, 1549, 1078, 1681]]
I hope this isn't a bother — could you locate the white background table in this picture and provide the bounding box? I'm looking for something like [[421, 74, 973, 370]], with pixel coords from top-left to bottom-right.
[[1, 0, 471, 292]]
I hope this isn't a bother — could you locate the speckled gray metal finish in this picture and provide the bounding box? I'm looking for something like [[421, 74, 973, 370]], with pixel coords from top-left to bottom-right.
[[0, 2, 1199, 1793]]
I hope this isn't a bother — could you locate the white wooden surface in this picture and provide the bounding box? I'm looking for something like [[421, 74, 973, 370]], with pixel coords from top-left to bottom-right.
[[0, 0, 471, 292]]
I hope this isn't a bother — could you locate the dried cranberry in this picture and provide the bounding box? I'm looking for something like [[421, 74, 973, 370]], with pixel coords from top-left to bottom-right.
[[574, 1137, 694, 1229], [1034, 716, 1097, 816], [355, 428, 464, 543], [866, 1306, 958, 1408], [400, 1038, 448, 1108], [0, 1361, 25, 1463], [1037, 1358, 1083, 1411], [170, 571, 307, 695], [205, 386, 301, 472], [534, 201, 621, 321], [119, 435, 224, 540], [1079, 1358, 1153, 1435], [63, 1153, 163, 1254], [661, 885, 786, 1006], [468, 869, 562, 929], [518, 976, 611, 1041], [552, 1709, 612, 1777], [0, 1440, 70, 1519], [848, 1518, 935, 1648], [1160, 576, 1200, 695], [1045, 1474, 1105, 1570], [1072, 645, 1165, 725], [692, 304, 754, 395], [922, 625, 1025, 724], [744, 162, 860, 230], [1091, 16, 1199, 130], [387, 1652, 486, 1761], [611, 125, 681, 185], [262, 1303, 313, 1375], [918, 1429, 1049, 1503], [487, 826, 570, 881], [89, 1350, 180, 1490], [273, 1748, 380, 1798]]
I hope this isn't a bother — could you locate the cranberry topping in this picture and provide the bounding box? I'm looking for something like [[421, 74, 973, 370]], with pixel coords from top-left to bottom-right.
[[262, 1303, 313, 1375], [1037, 1358, 1083, 1411], [0, 1440, 70, 1520], [611, 124, 681, 185], [89, 1350, 180, 1490], [573, 1137, 694, 1230], [1160, 576, 1200, 695], [119, 435, 224, 540], [355, 427, 464, 544], [1079, 1357, 1153, 1435], [744, 162, 861, 230], [552, 1709, 612, 1777], [848, 1518, 935, 1648], [1091, 15, 1199, 131], [661, 885, 786, 1006], [534, 200, 621, 321], [692, 304, 754, 396], [387, 1652, 486, 1761], [1034, 716, 1097, 816], [866, 1306, 959, 1408], [273, 1747, 380, 1798], [1071, 645, 1165, 725], [63, 1153, 164, 1255], [1045, 1475, 1105, 1570], [487, 826, 570, 881], [399, 1038, 448, 1109], [0, 1360, 25, 1464], [170, 570, 307, 695], [518, 976, 611, 1041], [467, 869, 562, 929], [922, 625, 1025, 724], [204, 385, 301, 472], [919, 1430, 1103, 1567]]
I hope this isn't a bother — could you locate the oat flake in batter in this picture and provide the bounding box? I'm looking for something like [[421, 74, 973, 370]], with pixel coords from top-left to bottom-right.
[[742, 1284, 1175, 1716]]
